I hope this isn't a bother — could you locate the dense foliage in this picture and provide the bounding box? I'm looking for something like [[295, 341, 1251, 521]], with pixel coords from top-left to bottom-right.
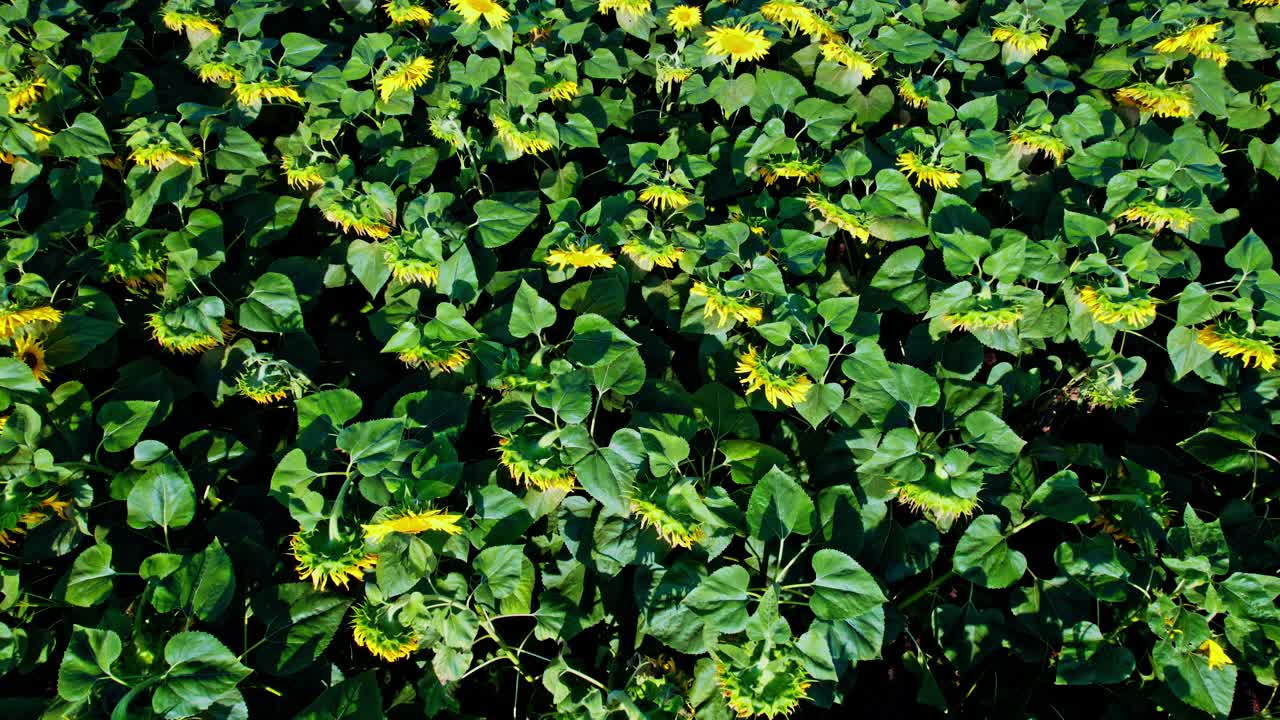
[[2, 0, 1280, 717]]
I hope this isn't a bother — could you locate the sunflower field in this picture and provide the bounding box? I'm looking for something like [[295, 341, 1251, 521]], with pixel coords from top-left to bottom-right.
[[3, 0, 1280, 717]]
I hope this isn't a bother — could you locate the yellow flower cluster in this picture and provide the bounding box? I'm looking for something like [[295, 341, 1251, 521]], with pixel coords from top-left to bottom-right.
[[130, 142, 202, 171], [290, 529, 378, 590], [820, 41, 876, 78], [638, 184, 690, 212], [1197, 324, 1277, 371], [990, 25, 1049, 62], [397, 341, 471, 372], [1078, 286, 1158, 326], [450, 0, 510, 26], [944, 305, 1023, 332], [497, 437, 576, 491], [233, 80, 304, 107], [378, 57, 435, 102], [666, 5, 701, 34], [897, 77, 931, 108], [545, 80, 579, 102], [690, 282, 763, 326], [385, 0, 433, 26], [323, 203, 393, 239], [1115, 83, 1193, 118], [631, 498, 705, 549], [363, 506, 463, 543], [1154, 22, 1229, 66], [735, 347, 814, 408], [0, 305, 61, 339], [281, 156, 324, 191], [760, 0, 836, 40], [352, 602, 419, 662], [621, 238, 685, 269], [14, 335, 51, 383], [897, 151, 962, 190], [704, 23, 772, 63], [544, 244, 617, 271], [161, 10, 221, 37], [760, 159, 822, 186], [197, 62, 241, 85], [598, 0, 652, 22], [1010, 129, 1069, 164]]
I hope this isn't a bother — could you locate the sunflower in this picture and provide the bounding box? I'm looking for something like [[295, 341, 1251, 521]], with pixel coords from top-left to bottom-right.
[[0, 494, 70, 547], [631, 497, 705, 549], [690, 282, 763, 326], [429, 112, 467, 149], [943, 304, 1023, 332], [233, 80, 304, 107], [323, 203, 393, 239], [1244, 0, 1280, 5], [363, 505, 464, 543], [666, 5, 701, 33], [806, 193, 870, 241], [130, 142, 202, 171], [378, 57, 435, 102], [1010, 128, 1069, 164], [147, 312, 232, 355], [1081, 373, 1141, 410], [492, 115, 553, 155], [290, 528, 378, 590], [598, 0, 652, 21], [0, 305, 61, 339], [1154, 23, 1229, 66], [760, 159, 822, 185], [894, 476, 981, 524], [1197, 639, 1234, 671], [451, 0, 510, 26], [638, 184, 691, 212], [235, 371, 291, 404], [14, 335, 51, 383], [897, 151, 963, 190], [704, 23, 772, 64], [717, 647, 812, 720], [280, 156, 324, 191], [385, 0, 434, 26], [657, 63, 694, 91], [544, 243, 617, 271], [820, 41, 876, 78], [1077, 286, 1158, 326], [897, 76, 933, 108], [101, 240, 168, 290], [735, 347, 814, 408], [990, 24, 1049, 62], [197, 62, 241, 85], [545, 80, 579, 102], [760, 0, 815, 36], [396, 339, 471, 372], [160, 10, 221, 37], [7, 77, 46, 114], [620, 237, 685, 270], [497, 436, 576, 491], [352, 602, 420, 662], [1197, 324, 1278, 371], [1119, 201, 1194, 233], [383, 244, 439, 286], [1115, 83, 1193, 118]]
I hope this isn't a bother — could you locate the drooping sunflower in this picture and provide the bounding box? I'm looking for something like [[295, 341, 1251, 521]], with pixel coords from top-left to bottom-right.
[[638, 184, 691, 212], [160, 10, 221, 37], [130, 141, 202, 171], [290, 528, 378, 590], [1154, 22, 1229, 66], [544, 243, 617, 271], [101, 238, 166, 291], [598, 0, 653, 21], [383, 243, 439, 286], [820, 41, 876, 78], [385, 0, 434, 26], [147, 311, 232, 355], [13, 335, 51, 383], [7, 77, 46, 114], [620, 237, 685, 270], [656, 63, 694, 91], [943, 303, 1024, 332], [760, 159, 822, 185], [396, 338, 471, 372], [806, 194, 870, 241], [894, 475, 982, 525], [497, 436, 576, 492], [1118, 201, 1194, 233], [280, 156, 325, 191], [1010, 128, 1069, 164], [429, 110, 467, 150], [492, 115, 554, 155], [545, 80, 579, 102], [323, 202, 393, 239], [631, 496, 705, 549], [235, 370, 291, 404], [233, 80, 304, 107], [716, 645, 812, 719], [1115, 83, 1193, 118], [760, 0, 815, 36], [450, 0, 510, 25], [0, 493, 70, 547], [704, 23, 772, 64], [897, 151, 963, 190], [1077, 286, 1158, 326], [1197, 323, 1278, 371], [1197, 640, 1234, 671], [666, 5, 701, 33], [197, 62, 241, 85], [897, 76, 933, 109], [352, 602, 420, 662], [378, 56, 435, 102], [690, 281, 764, 326], [363, 505, 464, 543], [990, 24, 1049, 62], [736, 347, 814, 408], [0, 305, 61, 339]]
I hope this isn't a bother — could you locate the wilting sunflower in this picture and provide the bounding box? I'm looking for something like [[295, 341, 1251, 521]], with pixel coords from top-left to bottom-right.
[[598, 0, 652, 21], [290, 528, 378, 590], [1115, 83, 1193, 118], [894, 475, 981, 525], [1077, 286, 1158, 326], [897, 76, 933, 108], [497, 436, 576, 491], [429, 111, 467, 149], [544, 243, 617, 271], [492, 115, 553, 155], [690, 281, 763, 326], [130, 141, 202, 171], [1197, 640, 1234, 671], [280, 156, 324, 191], [385, 0, 434, 26], [13, 335, 51, 383], [760, 159, 822, 185], [1010, 128, 1069, 164], [943, 303, 1024, 332], [363, 505, 463, 543], [236, 370, 291, 404], [0, 305, 61, 339], [990, 24, 1049, 62], [820, 41, 876, 78], [656, 63, 694, 91], [1154, 22, 1229, 66], [1197, 323, 1278, 371], [1081, 372, 1141, 411], [631, 497, 705, 549], [197, 62, 241, 84], [806, 194, 870, 241], [323, 203, 393, 239], [1119, 201, 1194, 233], [621, 237, 685, 270], [147, 312, 232, 355], [717, 646, 812, 720], [383, 243, 439, 286], [396, 338, 471, 372], [897, 151, 963, 190], [638, 184, 691, 212], [378, 57, 434, 102], [160, 10, 221, 37], [7, 77, 46, 114], [352, 602, 420, 662], [704, 23, 772, 64], [0, 493, 70, 547], [736, 347, 814, 408], [666, 5, 701, 33], [450, 0, 510, 26], [545, 80, 579, 102], [233, 80, 304, 107], [760, 0, 815, 36]]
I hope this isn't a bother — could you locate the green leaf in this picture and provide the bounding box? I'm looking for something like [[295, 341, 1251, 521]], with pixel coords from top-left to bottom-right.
[[66, 545, 116, 608], [1153, 637, 1237, 717], [574, 428, 642, 516], [588, 347, 646, 396], [214, 127, 269, 170], [252, 583, 352, 676], [57, 626, 122, 701], [1027, 470, 1097, 524], [953, 515, 1026, 589], [746, 466, 815, 541], [1224, 231, 1273, 273], [127, 460, 197, 532], [50, 114, 113, 158], [151, 632, 252, 719], [509, 281, 556, 338], [336, 419, 404, 476], [475, 545, 526, 599], [347, 239, 391, 296], [281, 33, 327, 66], [97, 399, 159, 453], [809, 549, 886, 621], [239, 272, 304, 333], [294, 671, 386, 720], [474, 193, 540, 248], [684, 566, 750, 634]]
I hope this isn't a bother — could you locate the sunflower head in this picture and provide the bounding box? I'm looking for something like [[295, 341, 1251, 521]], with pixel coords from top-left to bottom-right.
[[630, 482, 706, 549], [385, 0, 434, 26], [197, 62, 241, 85], [735, 346, 814, 408], [235, 369, 292, 404], [806, 193, 870, 241], [666, 5, 702, 33], [943, 303, 1024, 332], [0, 492, 69, 547], [1154, 23, 1229, 66], [759, 159, 822, 186], [1197, 639, 1234, 671], [280, 155, 325, 191], [620, 236, 685, 270], [544, 243, 617, 271], [1010, 128, 1069, 164], [7, 77, 47, 114], [760, 0, 815, 36], [656, 63, 694, 91], [378, 56, 435, 102], [0, 305, 62, 339], [1076, 286, 1158, 327], [160, 9, 221, 39], [820, 41, 876, 79], [492, 115, 554, 156], [990, 24, 1049, 62], [1080, 372, 1141, 411], [545, 80, 579, 102], [896, 151, 963, 190], [351, 602, 419, 662], [450, 0, 511, 26], [130, 142, 202, 171], [598, 0, 653, 22], [1197, 323, 1278, 371], [690, 281, 764, 327], [897, 76, 934, 109], [893, 469, 982, 525], [1118, 201, 1194, 233], [1115, 83, 1193, 118], [638, 184, 691, 212], [323, 202, 393, 239], [716, 643, 812, 719], [497, 435, 576, 491], [394, 337, 471, 372], [383, 242, 440, 286], [363, 505, 464, 544], [232, 80, 304, 107], [146, 310, 231, 355], [290, 528, 378, 590], [704, 23, 773, 64], [13, 335, 51, 383]]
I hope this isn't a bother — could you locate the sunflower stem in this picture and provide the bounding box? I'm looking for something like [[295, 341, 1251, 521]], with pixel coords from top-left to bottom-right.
[[328, 460, 355, 543]]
